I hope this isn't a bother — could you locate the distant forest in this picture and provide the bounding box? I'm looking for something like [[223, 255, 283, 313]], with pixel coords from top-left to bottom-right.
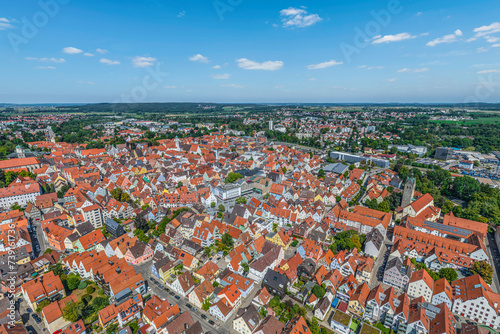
[[55, 103, 271, 114]]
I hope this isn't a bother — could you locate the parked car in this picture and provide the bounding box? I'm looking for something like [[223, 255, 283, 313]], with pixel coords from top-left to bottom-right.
[[169, 292, 175, 296], [201, 314, 207, 319], [175, 295, 180, 300], [186, 304, 192, 309], [166, 288, 170, 292], [27, 308, 32, 314], [208, 320, 215, 325]]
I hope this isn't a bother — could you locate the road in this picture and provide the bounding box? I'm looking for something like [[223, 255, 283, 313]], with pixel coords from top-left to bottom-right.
[[486, 233, 500, 294], [18, 297, 48, 334], [133, 260, 262, 334], [368, 227, 393, 289], [133, 262, 229, 333], [30, 218, 46, 257]]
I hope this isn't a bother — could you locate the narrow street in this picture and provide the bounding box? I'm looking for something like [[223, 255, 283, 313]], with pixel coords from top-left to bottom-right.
[[486, 233, 500, 294], [133, 261, 260, 334]]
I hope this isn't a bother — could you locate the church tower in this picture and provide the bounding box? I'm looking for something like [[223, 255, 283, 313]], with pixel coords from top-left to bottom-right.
[[15, 145, 25, 159], [401, 177, 416, 208]]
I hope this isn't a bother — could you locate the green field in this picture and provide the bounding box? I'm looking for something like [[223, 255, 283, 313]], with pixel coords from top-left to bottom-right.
[[430, 116, 500, 125]]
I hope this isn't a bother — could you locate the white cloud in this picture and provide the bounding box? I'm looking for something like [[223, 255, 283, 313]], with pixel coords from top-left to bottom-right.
[[96, 48, 108, 54], [306, 60, 343, 70], [386, 78, 398, 82], [212, 73, 230, 79], [274, 85, 284, 89], [221, 84, 243, 88], [471, 22, 500, 41], [0, 18, 14, 30], [309, 78, 317, 81], [426, 29, 462, 46], [36, 66, 56, 70], [280, 7, 322, 28], [164, 85, 177, 89], [477, 69, 500, 74], [84, 53, 94, 57], [26, 57, 66, 63], [77, 80, 96, 85], [371, 32, 417, 44], [62, 47, 83, 54], [358, 65, 383, 70], [177, 11, 186, 17], [398, 67, 429, 73], [189, 54, 210, 63], [99, 58, 120, 65], [212, 65, 222, 69], [132, 56, 157, 67], [485, 36, 500, 43], [237, 58, 283, 71], [492, 44, 500, 47], [416, 12, 423, 16], [477, 47, 488, 53]]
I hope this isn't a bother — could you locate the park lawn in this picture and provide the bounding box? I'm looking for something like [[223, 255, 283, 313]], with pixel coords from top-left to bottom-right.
[[70, 282, 101, 301]]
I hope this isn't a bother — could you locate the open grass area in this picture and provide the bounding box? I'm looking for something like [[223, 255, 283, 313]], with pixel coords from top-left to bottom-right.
[[430, 116, 500, 124], [70, 283, 101, 300]]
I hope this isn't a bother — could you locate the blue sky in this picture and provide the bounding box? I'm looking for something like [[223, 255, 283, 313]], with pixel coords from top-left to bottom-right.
[[1, 0, 500, 103]]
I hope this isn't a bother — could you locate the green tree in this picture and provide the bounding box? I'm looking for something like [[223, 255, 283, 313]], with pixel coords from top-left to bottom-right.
[[210, 202, 215, 208], [438, 268, 458, 282], [57, 185, 70, 198], [218, 204, 225, 212], [225, 172, 243, 183], [311, 285, 326, 299], [67, 274, 81, 291], [202, 298, 211, 311], [451, 176, 481, 201], [36, 299, 51, 312], [49, 263, 64, 276], [378, 200, 390, 212], [106, 323, 118, 334], [235, 197, 247, 204], [269, 296, 280, 308], [62, 301, 84, 322], [471, 261, 493, 284], [221, 233, 234, 248], [318, 169, 325, 178], [91, 296, 110, 312], [309, 317, 320, 334]]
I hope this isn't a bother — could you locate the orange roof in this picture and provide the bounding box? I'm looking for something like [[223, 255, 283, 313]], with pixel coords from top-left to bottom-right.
[[0, 157, 39, 169]]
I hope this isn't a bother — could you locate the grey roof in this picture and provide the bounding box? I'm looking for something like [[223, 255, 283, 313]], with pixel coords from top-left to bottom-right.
[[263, 269, 289, 290], [75, 221, 95, 236], [324, 163, 348, 174], [365, 228, 384, 250], [105, 218, 121, 230], [235, 304, 261, 331]]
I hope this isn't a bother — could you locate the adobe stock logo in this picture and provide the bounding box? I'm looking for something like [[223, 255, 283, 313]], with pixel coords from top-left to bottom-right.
[[339, 0, 403, 63], [213, 0, 243, 21], [7, 0, 71, 53]]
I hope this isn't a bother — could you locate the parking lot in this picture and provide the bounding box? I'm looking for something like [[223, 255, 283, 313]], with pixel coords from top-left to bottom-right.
[[18, 298, 47, 334]]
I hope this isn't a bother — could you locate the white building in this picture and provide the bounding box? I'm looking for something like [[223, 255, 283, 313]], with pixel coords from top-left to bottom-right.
[[407, 269, 434, 303], [0, 182, 41, 209], [451, 275, 500, 331], [431, 278, 453, 310], [209, 297, 234, 322], [79, 204, 103, 228]]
